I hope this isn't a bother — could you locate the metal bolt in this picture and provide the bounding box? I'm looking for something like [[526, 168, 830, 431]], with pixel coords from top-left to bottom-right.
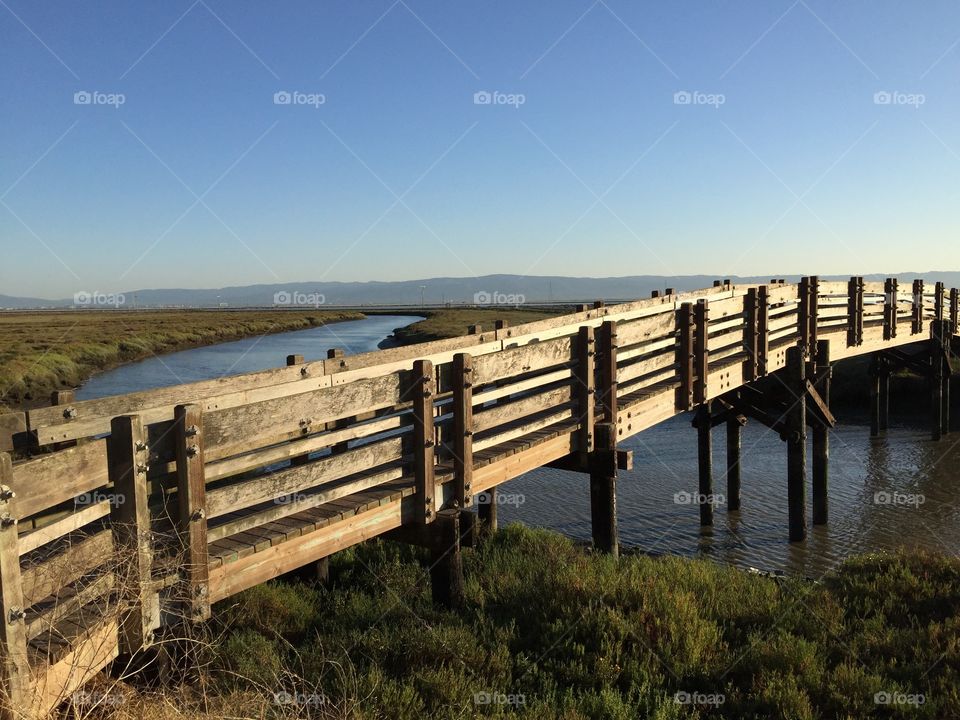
[[464, 430, 473, 437], [185, 425, 200, 437], [137, 463, 150, 474], [300, 366, 309, 376], [0, 514, 14, 527], [63, 407, 77, 419], [135, 441, 149, 452], [0, 486, 15, 501], [186, 445, 200, 458], [299, 418, 312, 428], [8, 607, 25, 623], [192, 509, 206, 521], [425, 439, 435, 448]]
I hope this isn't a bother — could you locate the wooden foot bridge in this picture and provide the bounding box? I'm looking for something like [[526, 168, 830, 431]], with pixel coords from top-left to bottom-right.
[[0, 276, 957, 717]]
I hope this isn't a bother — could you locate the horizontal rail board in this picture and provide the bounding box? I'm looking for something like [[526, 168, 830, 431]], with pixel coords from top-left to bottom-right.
[[10, 441, 110, 520]]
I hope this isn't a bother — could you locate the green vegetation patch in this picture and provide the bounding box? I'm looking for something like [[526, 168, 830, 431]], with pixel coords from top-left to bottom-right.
[[198, 526, 959, 719]]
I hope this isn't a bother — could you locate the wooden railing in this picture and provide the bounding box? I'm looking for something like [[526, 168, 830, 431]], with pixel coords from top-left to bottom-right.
[[0, 276, 957, 718]]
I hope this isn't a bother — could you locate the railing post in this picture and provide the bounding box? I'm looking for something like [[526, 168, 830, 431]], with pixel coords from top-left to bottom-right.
[[598, 320, 618, 425], [677, 303, 695, 410], [0, 453, 31, 714], [744, 288, 759, 381], [757, 285, 770, 376], [884, 278, 898, 340], [786, 345, 807, 542], [451, 353, 473, 510], [912, 279, 925, 335], [109, 414, 159, 651], [847, 276, 864, 347], [799, 276, 819, 358], [576, 326, 596, 457], [174, 404, 210, 621], [812, 340, 831, 525], [951, 288, 959, 335], [935, 282, 945, 322], [412, 360, 437, 524], [693, 300, 709, 405]]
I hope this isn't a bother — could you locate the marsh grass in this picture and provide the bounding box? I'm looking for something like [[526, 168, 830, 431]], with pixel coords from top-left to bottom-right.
[[155, 525, 960, 719], [387, 308, 564, 346], [0, 309, 364, 410]]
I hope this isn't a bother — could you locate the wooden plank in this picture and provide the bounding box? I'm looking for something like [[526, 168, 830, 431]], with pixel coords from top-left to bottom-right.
[[205, 463, 405, 543], [205, 413, 408, 481], [473, 386, 573, 434], [20, 529, 113, 607], [473, 408, 576, 453], [175, 404, 210, 622], [108, 414, 157, 651], [208, 496, 408, 603], [207, 434, 403, 518], [18, 501, 111, 556], [452, 353, 473, 508], [202, 371, 405, 458], [471, 336, 574, 385], [28, 363, 320, 446], [412, 359, 437, 523], [25, 572, 114, 642], [9, 440, 110, 520], [614, 310, 675, 347], [29, 617, 119, 719]]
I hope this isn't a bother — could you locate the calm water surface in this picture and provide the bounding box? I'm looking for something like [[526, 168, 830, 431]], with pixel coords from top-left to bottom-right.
[[78, 316, 960, 577]]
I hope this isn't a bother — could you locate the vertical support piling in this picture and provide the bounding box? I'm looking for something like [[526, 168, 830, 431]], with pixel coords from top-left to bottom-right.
[[912, 279, 925, 335], [847, 276, 864, 348], [429, 509, 465, 609], [696, 402, 713, 526], [477, 488, 497, 534], [725, 408, 742, 512], [931, 320, 949, 441], [677, 303, 695, 410], [812, 340, 831, 525], [786, 345, 807, 542], [869, 354, 881, 437], [589, 423, 618, 557]]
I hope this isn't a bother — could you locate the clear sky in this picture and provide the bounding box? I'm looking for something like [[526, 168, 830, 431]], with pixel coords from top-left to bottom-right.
[[1, 1, 959, 297]]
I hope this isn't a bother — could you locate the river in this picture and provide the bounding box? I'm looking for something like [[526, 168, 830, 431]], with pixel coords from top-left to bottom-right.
[[76, 315, 960, 577]]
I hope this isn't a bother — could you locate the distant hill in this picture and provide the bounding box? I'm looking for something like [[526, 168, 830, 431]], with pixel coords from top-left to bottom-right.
[[2, 272, 959, 309]]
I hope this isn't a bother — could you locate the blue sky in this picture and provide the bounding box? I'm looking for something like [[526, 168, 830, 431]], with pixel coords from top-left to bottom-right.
[[1, 0, 959, 298]]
